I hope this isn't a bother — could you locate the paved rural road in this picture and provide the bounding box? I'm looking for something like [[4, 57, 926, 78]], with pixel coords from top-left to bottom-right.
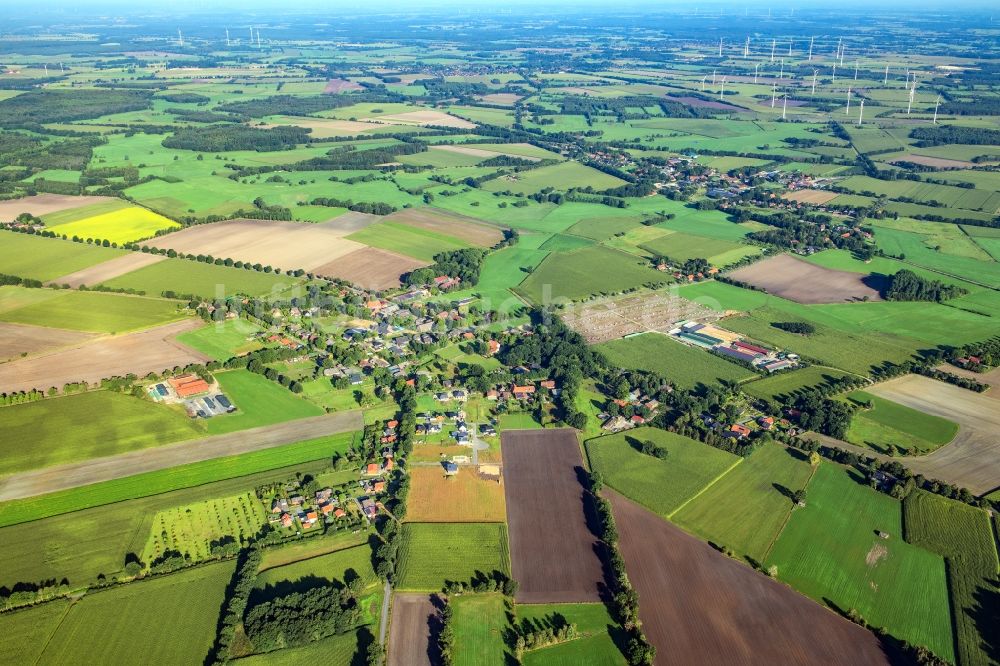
[[0, 410, 363, 501]]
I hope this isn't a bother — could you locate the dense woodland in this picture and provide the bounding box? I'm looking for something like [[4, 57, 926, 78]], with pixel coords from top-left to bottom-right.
[[884, 270, 968, 302]]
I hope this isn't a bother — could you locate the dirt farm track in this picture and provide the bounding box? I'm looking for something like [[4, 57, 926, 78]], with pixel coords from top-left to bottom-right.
[[607, 490, 890, 665], [501, 428, 604, 603], [0, 409, 362, 500]]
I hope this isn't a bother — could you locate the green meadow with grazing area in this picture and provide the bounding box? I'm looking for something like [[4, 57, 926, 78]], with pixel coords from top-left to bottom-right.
[[0, 231, 124, 281], [585, 427, 741, 517], [516, 246, 669, 303], [205, 369, 324, 435], [766, 463, 954, 660], [741, 366, 855, 402], [842, 391, 958, 454], [596, 333, 755, 390], [0, 391, 202, 476], [451, 593, 509, 666], [517, 603, 627, 666], [673, 443, 816, 562], [176, 318, 264, 361], [0, 288, 185, 333]]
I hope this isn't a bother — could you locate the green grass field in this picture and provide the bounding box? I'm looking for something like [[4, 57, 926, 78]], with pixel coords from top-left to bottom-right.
[[0, 231, 125, 281], [482, 161, 625, 195], [0, 391, 203, 476], [255, 544, 378, 592], [640, 231, 760, 266], [740, 365, 855, 402], [516, 246, 669, 303], [30, 560, 233, 664], [585, 427, 742, 517], [902, 490, 999, 666], [766, 464, 953, 660], [396, 522, 510, 591], [101, 257, 304, 298], [517, 603, 626, 666], [451, 593, 509, 666], [47, 205, 180, 244], [0, 600, 71, 664], [596, 333, 756, 390], [175, 319, 264, 361], [672, 443, 816, 562], [0, 288, 185, 333], [142, 491, 266, 565], [347, 220, 469, 262], [232, 630, 368, 666], [0, 431, 358, 529], [205, 369, 324, 435], [842, 391, 959, 455]]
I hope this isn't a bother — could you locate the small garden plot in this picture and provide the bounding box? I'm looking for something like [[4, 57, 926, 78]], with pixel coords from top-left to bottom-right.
[[482, 161, 626, 195], [596, 333, 755, 389], [842, 391, 958, 455], [672, 443, 816, 562], [585, 427, 741, 518], [741, 366, 853, 402], [903, 491, 1000, 666], [46, 205, 180, 244], [395, 522, 510, 591], [407, 465, 507, 523], [0, 231, 124, 281], [141, 491, 266, 564], [640, 232, 760, 266], [516, 246, 669, 303], [766, 464, 954, 661]]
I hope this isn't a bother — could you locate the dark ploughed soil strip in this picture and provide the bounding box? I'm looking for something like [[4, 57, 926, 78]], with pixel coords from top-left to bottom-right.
[[606, 490, 890, 665], [501, 428, 604, 603]]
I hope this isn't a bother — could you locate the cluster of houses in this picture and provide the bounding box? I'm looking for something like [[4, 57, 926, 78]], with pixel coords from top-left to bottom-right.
[[269, 484, 349, 531], [146, 373, 236, 419], [671, 321, 799, 373], [484, 378, 559, 402], [600, 389, 663, 432]]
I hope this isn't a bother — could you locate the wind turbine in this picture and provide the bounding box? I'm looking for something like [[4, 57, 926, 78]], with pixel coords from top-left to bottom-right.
[[226, 28, 230, 47], [857, 98, 865, 126], [754, 62, 760, 83], [811, 70, 818, 94], [933, 95, 941, 124], [701, 76, 707, 91], [779, 59, 784, 79], [744, 36, 750, 59], [257, 28, 261, 48], [832, 63, 837, 83], [846, 86, 852, 114], [771, 39, 776, 62], [43, 64, 48, 76], [177, 29, 184, 47], [719, 38, 724, 58], [771, 83, 777, 108], [807, 36, 814, 61], [907, 87, 915, 114], [719, 77, 726, 100], [884, 64, 889, 85], [712, 68, 717, 84], [854, 60, 859, 81], [782, 94, 788, 120], [788, 41, 792, 57], [835, 37, 842, 58]]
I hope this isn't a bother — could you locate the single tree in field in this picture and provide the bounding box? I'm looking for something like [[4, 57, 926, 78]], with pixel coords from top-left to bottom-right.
[[809, 451, 821, 467]]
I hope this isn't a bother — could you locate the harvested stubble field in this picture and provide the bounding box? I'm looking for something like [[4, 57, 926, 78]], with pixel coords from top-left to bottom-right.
[[727, 254, 884, 304], [0, 318, 208, 394], [365, 109, 476, 128], [387, 593, 438, 666], [0, 321, 95, 362], [384, 207, 505, 246], [607, 490, 890, 665], [868, 374, 1000, 495], [146, 218, 365, 269], [0, 193, 117, 219], [49, 251, 167, 288], [406, 465, 506, 523], [313, 246, 427, 290], [560, 291, 719, 344], [501, 428, 604, 603], [782, 189, 840, 204]]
